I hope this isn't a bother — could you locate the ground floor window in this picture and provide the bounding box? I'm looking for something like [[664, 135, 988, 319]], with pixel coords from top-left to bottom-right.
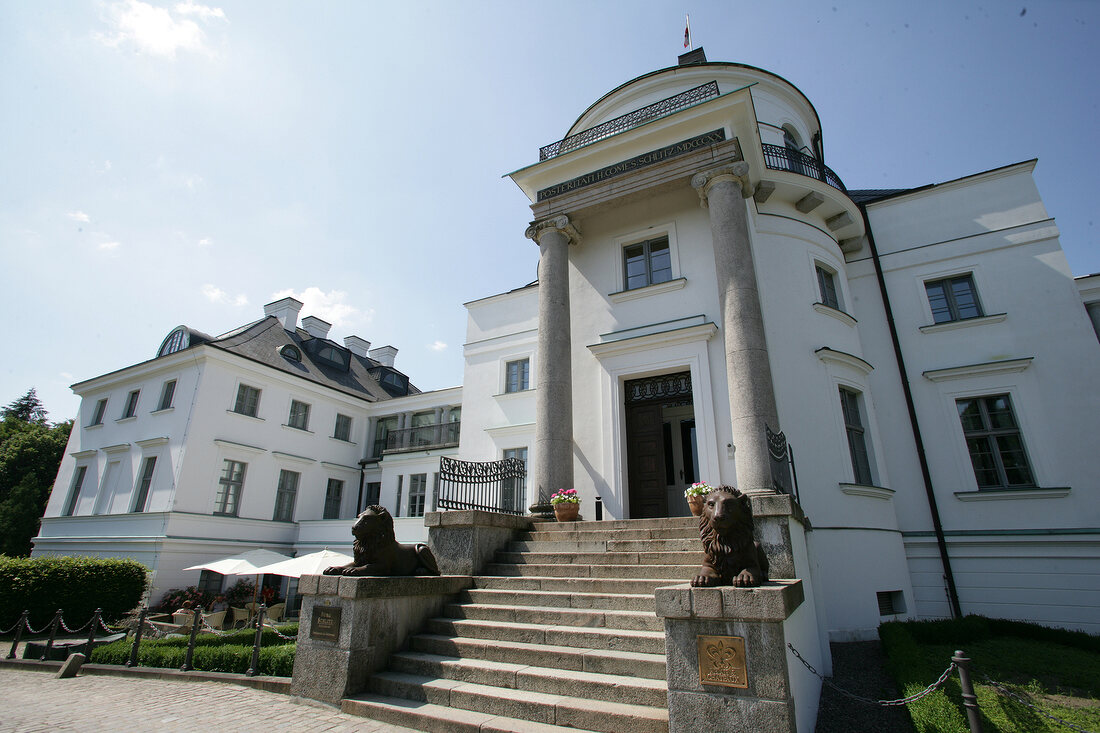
[[273, 469, 300, 522], [408, 473, 427, 517], [839, 387, 873, 485], [323, 478, 344, 519], [502, 447, 528, 512], [956, 394, 1034, 488]]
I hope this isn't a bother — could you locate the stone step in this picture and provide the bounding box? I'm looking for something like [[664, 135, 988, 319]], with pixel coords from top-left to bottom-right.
[[473, 574, 680, 595], [485, 562, 693, 580], [495, 550, 703, 566], [443, 601, 664, 632], [343, 694, 609, 733], [378, 657, 668, 707], [462, 587, 656, 612], [362, 673, 668, 733], [531, 517, 696, 532], [424, 617, 665, 654], [409, 633, 667, 680], [507, 538, 701, 553], [516, 526, 698, 542]]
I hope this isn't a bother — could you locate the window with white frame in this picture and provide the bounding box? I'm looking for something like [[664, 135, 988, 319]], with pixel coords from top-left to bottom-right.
[[273, 469, 300, 521], [623, 236, 672, 291], [956, 394, 1034, 489], [90, 398, 108, 426], [816, 264, 842, 310], [839, 388, 874, 485], [333, 413, 352, 442], [131, 456, 157, 512], [215, 459, 246, 516], [408, 473, 427, 517], [373, 416, 398, 456], [505, 358, 530, 393], [197, 570, 222, 595], [63, 466, 88, 516], [324, 478, 344, 519], [233, 384, 261, 417], [157, 380, 177, 411], [121, 390, 140, 419], [925, 274, 983, 324], [288, 399, 311, 430], [502, 447, 528, 513]]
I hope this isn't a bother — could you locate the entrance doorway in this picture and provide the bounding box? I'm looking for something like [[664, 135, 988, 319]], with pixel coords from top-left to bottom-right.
[[624, 372, 700, 518]]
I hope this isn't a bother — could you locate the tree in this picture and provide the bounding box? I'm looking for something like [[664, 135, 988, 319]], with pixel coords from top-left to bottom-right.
[[2, 388, 48, 424]]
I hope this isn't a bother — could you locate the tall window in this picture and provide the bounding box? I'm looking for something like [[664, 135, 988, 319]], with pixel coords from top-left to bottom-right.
[[623, 236, 672, 290], [925, 274, 983, 324], [233, 384, 261, 417], [408, 473, 427, 517], [505, 359, 530, 393], [502, 447, 528, 513], [373, 416, 399, 456], [816, 265, 841, 310], [364, 481, 381, 509], [197, 570, 222, 595], [132, 456, 157, 512], [273, 469, 300, 521], [215, 460, 246, 516], [63, 466, 88, 516], [90, 398, 108, 426], [956, 395, 1034, 489], [839, 388, 873, 485], [323, 478, 344, 520], [157, 380, 177, 411], [121, 390, 140, 419], [288, 400, 311, 430], [333, 413, 352, 442]]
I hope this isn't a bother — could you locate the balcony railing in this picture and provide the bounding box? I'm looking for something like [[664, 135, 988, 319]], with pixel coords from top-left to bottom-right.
[[761, 144, 847, 192], [378, 422, 460, 456], [539, 81, 720, 161]]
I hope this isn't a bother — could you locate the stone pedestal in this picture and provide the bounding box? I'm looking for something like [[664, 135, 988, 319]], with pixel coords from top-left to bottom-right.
[[290, 574, 471, 704], [425, 509, 532, 576], [656, 581, 805, 733]]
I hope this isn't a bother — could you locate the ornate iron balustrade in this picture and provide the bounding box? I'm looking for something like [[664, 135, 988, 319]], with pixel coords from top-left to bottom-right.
[[437, 456, 527, 515], [382, 422, 460, 455], [766, 424, 799, 502], [539, 81, 720, 161], [761, 144, 847, 192]]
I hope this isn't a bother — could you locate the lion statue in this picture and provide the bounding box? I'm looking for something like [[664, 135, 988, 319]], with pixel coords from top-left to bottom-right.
[[691, 487, 769, 588], [323, 505, 440, 577]]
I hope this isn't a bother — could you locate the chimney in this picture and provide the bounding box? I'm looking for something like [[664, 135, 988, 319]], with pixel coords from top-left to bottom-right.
[[264, 297, 303, 332], [368, 345, 398, 367], [678, 47, 707, 66], [344, 336, 371, 358], [301, 316, 332, 340]]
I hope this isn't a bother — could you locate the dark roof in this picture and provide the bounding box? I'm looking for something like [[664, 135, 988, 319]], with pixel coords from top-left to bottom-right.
[[202, 316, 418, 403], [847, 189, 912, 204]]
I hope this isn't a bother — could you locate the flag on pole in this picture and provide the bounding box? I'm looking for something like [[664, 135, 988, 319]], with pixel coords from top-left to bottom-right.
[[683, 14, 692, 50]]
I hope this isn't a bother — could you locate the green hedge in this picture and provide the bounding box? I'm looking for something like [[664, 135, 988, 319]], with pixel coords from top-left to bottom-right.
[[89, 625, 298, 677], [0, 555, 148, 629]]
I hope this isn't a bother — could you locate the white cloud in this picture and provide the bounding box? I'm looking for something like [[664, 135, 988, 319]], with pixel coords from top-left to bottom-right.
[[202, 283, 248, 306], [67, 211, 90, 223], [96, 0, 225, 57], [98, 241, 121, 251], [60, 372, 74, 382], [428, 341, 448, 352], [269, 287, 373, 331], [197, 237, 213, 247]]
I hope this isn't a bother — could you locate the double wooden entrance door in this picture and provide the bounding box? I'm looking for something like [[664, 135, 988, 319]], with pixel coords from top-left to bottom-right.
[[624, 372, 694, 519]]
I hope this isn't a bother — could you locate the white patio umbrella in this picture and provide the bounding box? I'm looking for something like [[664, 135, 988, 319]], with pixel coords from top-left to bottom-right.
[[250, 549, 354, 578], [184, 549, 292, 607]]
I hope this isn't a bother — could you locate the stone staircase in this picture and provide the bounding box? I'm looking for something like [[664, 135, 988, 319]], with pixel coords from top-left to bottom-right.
[[342, 517, 702, 732]]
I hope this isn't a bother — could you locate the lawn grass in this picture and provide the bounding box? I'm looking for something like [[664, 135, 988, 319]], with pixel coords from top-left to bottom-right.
[[879, 617, 1100, 733]]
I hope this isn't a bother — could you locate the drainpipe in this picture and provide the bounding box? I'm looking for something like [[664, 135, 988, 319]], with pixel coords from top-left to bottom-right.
[[356, 459, 367, 514], [859, 203, 963, 619]]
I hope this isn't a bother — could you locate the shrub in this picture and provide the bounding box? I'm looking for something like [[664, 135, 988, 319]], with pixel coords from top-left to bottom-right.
[[0, 555, 147, 629], [89, 627, 297, 677]]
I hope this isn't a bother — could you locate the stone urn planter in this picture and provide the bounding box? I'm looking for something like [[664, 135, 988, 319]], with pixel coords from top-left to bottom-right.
[[553, 502, 580, 522], [687, 495, 705, 516], [684, 482, 712, 517]]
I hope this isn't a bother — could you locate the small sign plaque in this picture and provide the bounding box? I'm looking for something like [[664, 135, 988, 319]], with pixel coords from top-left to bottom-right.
[[697, 634, 748, 688], [310, 606, 342, 643]]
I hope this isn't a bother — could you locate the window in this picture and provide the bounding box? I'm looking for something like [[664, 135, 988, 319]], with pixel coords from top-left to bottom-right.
[[364, 481, 381, 509], [90, 398, 108, 426], [288, 400, 311, 430], [394, 475, 403, 517], [839, 388, 873, 485], [233, 384, 261, 417], [324, 478, 344, 520], [158, 327, 189, 357], [816, 265, 841, 310], [502, 447, 528, 513], [877, 590, 906, 616], [273, 469, 300, 521], [132, 456, 156, 512], [279, 344, 301, 362], [925, 274, 983, 324], [408, 473, 427, 517], [215, 459, 246, 516], [505, 359, 530, 393], [157, 380, 177, 411], [197, 569, 222, 595], [623, 236, 672, 291], [63, 466, 88, 516], [121, 390, 140, 419], [333, 413, 352, 441], [956, 394, 1034, 489], [373, 416, 399, 456]]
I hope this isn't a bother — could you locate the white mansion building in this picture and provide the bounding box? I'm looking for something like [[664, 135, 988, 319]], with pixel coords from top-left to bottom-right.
[[38, 50, 1100, 640]]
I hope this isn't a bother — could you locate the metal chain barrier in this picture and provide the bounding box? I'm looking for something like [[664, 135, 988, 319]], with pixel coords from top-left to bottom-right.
[[261, 620, 297, 641], [58, 614, 93, 634], [787, 643, 958, 707], [978, 670, 1097, 733], [99, 617, 129, 635], [198, 613, 236, 637], [24, 616, 55, 635], [0, 619, 20, 635]]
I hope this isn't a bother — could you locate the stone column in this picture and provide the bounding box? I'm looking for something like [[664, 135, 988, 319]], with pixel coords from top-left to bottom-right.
[[525, 215, 580, 514], [693, 163, 780, 495]]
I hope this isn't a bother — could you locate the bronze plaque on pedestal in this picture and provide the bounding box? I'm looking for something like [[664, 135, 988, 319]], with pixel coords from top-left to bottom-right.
[[310, 606, 342, 642], [697, 635, 748, 688]]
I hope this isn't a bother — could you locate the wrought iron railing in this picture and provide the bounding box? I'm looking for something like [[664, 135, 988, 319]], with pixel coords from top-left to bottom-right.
[[437, 456, 527, 515], [766, 424, 799, 503], [539, 81, 720, 161], [761, 143, 847, 192], [381, 422, 460, 455]]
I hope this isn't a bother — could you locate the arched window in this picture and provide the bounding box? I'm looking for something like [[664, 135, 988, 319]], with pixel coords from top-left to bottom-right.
[[279, 344, 302, 362], [157, 327, 190, 357]]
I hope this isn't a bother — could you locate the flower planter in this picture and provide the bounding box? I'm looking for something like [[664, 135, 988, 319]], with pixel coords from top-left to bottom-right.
[[553, 502, 580, 522], [687, 495, 705, 516]]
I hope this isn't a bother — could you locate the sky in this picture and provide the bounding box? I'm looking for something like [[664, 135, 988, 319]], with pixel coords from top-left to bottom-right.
[[2, 1, 1098, 422]]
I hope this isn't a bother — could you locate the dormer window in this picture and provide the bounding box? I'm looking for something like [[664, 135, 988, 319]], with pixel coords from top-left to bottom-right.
[[158, 327, 189, 357], [305, 339, 351, 371], [279, 344, 302, 362]]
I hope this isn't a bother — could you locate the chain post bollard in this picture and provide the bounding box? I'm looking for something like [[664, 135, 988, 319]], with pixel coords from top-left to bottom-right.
[[85, 608, 102, 658], [246, 604, 266, 677], [127, 608, 147, 668], [953, 650, 983, 733], [40, 609, 62, 661], [180, 611, 201, 672], [6, 611, 28, 659]]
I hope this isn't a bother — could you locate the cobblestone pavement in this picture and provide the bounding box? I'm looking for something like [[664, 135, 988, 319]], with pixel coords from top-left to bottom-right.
[[0, 668, 423, 733]]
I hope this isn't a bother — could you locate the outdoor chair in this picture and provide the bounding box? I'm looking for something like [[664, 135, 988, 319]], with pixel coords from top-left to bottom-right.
[[204, 610, 227, 630], [230, 606, 251, 628], [265, 603, 285, 623]]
